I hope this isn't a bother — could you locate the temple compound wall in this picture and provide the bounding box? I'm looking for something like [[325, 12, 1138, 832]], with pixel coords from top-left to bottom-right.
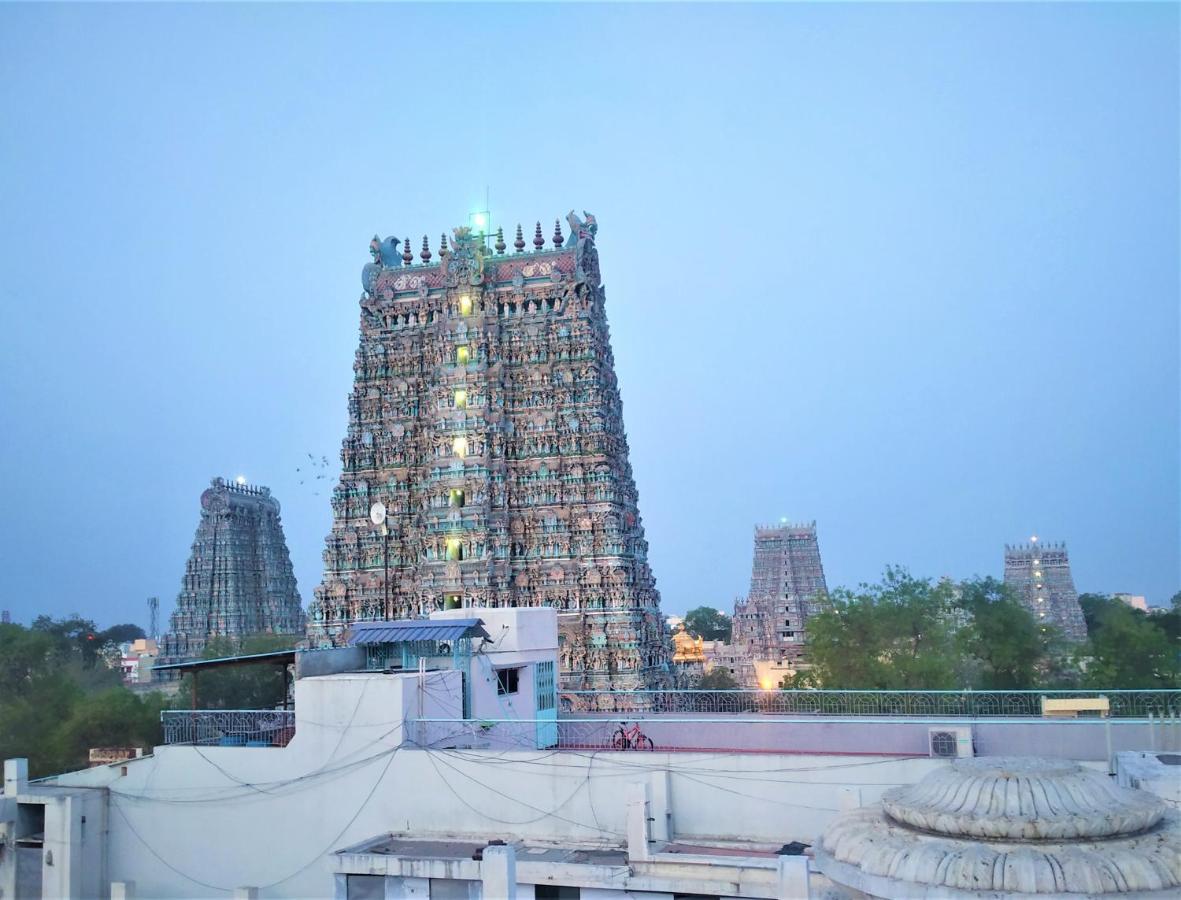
[[307, 214, 671, 691], [1003, 538, 1088, 642], [158, 477, 305, 666]]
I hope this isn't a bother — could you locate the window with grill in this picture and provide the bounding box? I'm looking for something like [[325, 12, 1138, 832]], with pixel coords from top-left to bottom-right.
[[496, 667, 521, 695]]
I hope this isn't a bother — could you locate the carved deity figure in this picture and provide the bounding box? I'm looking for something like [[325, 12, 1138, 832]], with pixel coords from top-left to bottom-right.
[[362, 235, 402, 294], [565, 211, 600, 292]]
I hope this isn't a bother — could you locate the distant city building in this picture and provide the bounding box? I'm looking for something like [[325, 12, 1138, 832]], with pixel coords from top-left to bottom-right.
[[1003, 537, 1087, 641], [157, 477, 305, 667], [1115, 593, 1149, 613], [119, 638, 158, 685], [306, 215, 670, 691], [0, 610, 9, 624]]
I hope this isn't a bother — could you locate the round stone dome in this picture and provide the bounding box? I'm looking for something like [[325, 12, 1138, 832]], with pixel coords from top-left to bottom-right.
[[881, 757, 1167, 840], [815, 757, 1181, 899]]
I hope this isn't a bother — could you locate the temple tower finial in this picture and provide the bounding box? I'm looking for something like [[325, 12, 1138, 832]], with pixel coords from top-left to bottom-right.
[[514, 224, 525, 253], [495, 226, 506, 255], [420, 235, 431, 264], [533, 221, 545, 251], [553, 219, 563, 248]]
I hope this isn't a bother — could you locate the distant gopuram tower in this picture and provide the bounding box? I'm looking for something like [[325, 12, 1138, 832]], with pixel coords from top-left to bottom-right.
[[1003, 537, 1087, 641], [158, 477, 305, 665], [732, 521, 829, 675], [307, 214, 670, 690]]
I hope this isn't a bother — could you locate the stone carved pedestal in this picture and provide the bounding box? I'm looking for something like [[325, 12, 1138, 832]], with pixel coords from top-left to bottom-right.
[[815, 757, 1181, 899]]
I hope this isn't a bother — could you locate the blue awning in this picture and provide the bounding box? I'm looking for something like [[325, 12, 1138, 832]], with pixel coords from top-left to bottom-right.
[[345, 618, 489, 646]]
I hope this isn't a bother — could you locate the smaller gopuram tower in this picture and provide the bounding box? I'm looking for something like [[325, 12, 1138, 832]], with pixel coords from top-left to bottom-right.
[[158, 477, 305, 665], [732, 521, 828, 678], [1003, 536, 1087, 641]]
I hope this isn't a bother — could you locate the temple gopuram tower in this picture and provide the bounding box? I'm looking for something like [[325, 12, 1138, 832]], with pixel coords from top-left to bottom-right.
[[308, 213, 670, 690], [1003, 536, 1087, 641], [158, 477, 305, 666], [732, 521, 828, 678]]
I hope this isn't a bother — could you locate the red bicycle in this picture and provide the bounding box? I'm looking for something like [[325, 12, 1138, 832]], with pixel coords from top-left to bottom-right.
[[612, 721, 654, 751]]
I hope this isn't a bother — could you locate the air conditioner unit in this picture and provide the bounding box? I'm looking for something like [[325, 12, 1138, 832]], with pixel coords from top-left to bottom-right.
[[928, 726, 974, 758]]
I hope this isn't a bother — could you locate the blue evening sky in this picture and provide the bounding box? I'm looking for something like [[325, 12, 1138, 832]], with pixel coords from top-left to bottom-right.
[[1, 3, 1177, 631]]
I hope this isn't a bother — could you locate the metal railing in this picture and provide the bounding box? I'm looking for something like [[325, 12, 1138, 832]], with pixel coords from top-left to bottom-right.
[[407, 714, 1181, 759], [559, 689, 1181, 718], [161, 710, 295, 747]]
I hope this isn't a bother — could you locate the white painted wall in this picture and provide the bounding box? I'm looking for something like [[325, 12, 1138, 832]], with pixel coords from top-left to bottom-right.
[[43, 668, 945, 900]]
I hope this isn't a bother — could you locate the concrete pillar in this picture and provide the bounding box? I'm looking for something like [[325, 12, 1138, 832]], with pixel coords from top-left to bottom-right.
[[481, 845, 516, 900], [233, 889, 259, 899], [648, 769, 672, 842], [3, 758, 27, 796], [43, 795, 82, 899], [776, 855, 810, 900], [627, 781, 652, 862], [111, 882, 136, 900]]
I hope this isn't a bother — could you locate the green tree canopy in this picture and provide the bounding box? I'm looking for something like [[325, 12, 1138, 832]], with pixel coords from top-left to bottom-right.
[[0, 621, 166, 777], [955, 577, 1053, 689], [684, 607, 733, 642], [793, 569, 964, 690], [1078, 598, 1180, 689], [699, 668, 739, 690], [175, 634, 294, 710]]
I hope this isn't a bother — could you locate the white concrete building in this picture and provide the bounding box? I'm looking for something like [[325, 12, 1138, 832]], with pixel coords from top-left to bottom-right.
[[3, 607, 1178, 899]]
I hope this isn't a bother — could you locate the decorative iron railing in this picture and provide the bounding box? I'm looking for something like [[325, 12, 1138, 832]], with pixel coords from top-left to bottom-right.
[[161, 710, 295, 747], [407, 714, 1180, 757], [559, 689, 1181, 718]]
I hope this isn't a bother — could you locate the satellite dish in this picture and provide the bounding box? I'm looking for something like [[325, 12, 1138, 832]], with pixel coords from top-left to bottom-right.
[[369, 502, 387, 526]]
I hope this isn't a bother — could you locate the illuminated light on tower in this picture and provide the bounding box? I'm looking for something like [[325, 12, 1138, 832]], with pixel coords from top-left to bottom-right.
[[235, 475, 247, 485]]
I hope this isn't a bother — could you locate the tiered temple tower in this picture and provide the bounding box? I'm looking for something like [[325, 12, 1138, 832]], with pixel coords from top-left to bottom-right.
[[731, 521, 828, 678], [158, 478, 305, 665], [1003, 537, 1087, 641], [307, 214, 670, 690]]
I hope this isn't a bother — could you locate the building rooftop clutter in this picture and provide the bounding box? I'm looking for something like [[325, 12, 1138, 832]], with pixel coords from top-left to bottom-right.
[[345, 618, 490, 645]]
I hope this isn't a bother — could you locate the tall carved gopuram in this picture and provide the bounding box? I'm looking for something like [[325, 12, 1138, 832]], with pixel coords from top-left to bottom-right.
[[158, 477, 305, 666], [308, 214, 670, 690]]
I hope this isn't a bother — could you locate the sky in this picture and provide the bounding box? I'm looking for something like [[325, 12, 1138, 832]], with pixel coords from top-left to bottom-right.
[[0, 3, 1177, 633]]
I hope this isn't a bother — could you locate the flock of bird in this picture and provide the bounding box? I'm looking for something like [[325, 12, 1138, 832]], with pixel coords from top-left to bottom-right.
[[296, 452, 333, 496]]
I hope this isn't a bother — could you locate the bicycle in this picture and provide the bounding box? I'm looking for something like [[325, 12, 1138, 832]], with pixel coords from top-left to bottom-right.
[[612, 721, 654, 751]]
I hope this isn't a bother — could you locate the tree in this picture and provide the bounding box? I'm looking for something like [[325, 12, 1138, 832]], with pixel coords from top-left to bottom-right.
[[797, 568, 963, 689], [98, 623, 147, 646], [955, 577, 1052, 689], [684, 607, 732, 642], [1153, 591, 1181, 644], [31, 614, 102, 658], [0, 621, 167, 777], [1078, 600, 1180, 689], [49, 689, 167, 772], [699, 668, 739, 690], [175, 634, 294, 710]]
